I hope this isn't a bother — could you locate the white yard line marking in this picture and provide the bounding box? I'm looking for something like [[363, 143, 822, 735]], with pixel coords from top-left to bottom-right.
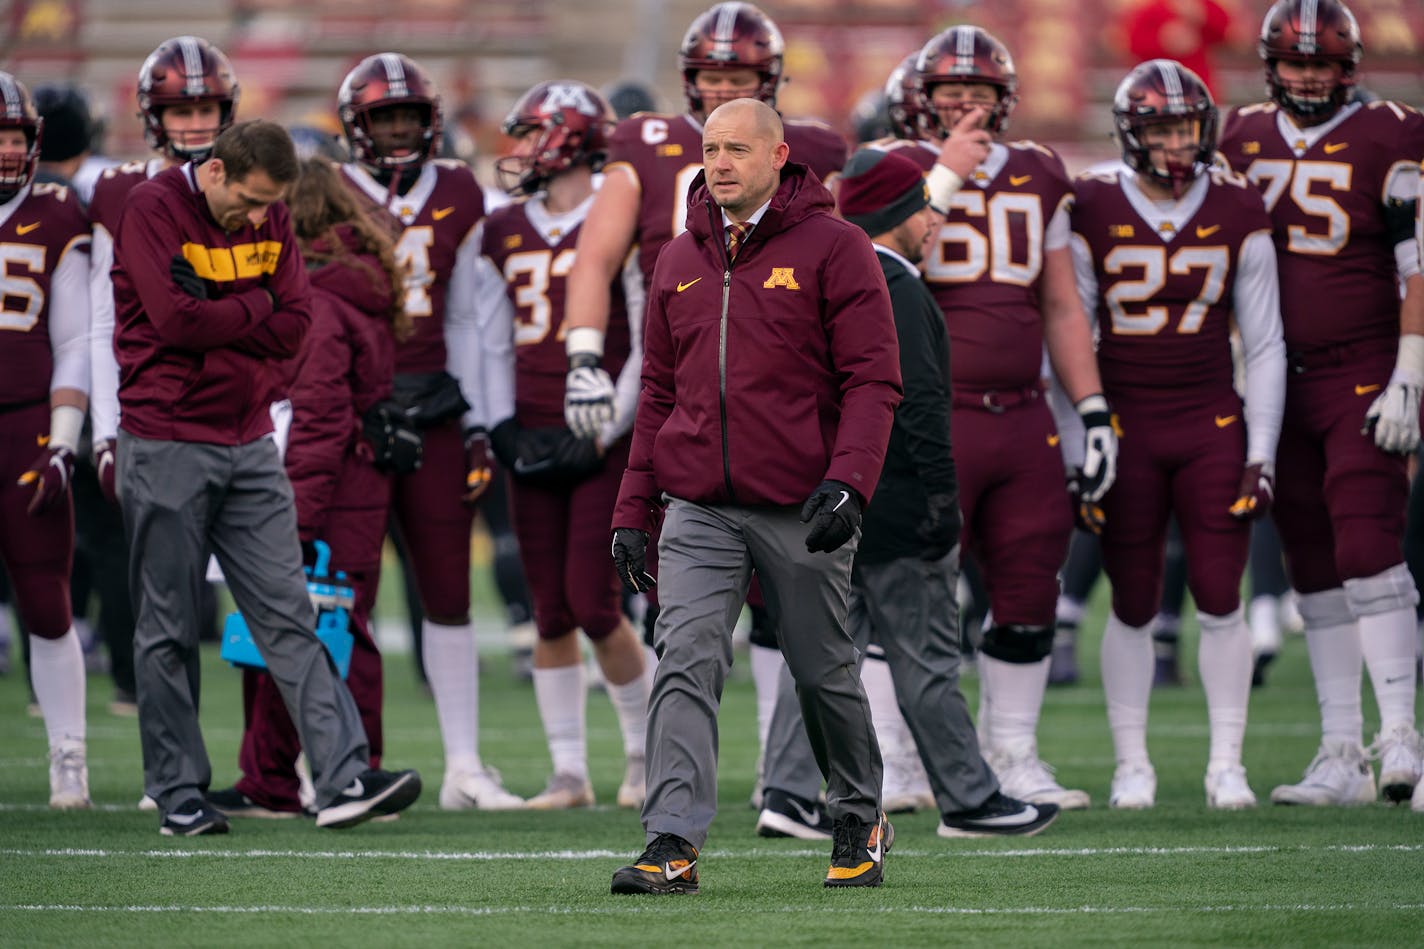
[[3, 844, 1421, 861]]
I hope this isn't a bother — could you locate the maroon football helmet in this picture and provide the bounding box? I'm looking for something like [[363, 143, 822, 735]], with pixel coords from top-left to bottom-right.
[[136, 36, 239, 163], [1259, 0, 1362, 121], [338, 53, 443, 173], [885, 53, 928, 141], [679, 2, 785, 116], [1114, 59, 1218, 198], [915, 26, 1018, 138], [0, 72, 42, 204], [496, 80, 614, 196]]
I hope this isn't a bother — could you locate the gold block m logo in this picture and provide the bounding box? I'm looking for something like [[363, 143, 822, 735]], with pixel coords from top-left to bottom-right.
[[763, 268, 800, 290]]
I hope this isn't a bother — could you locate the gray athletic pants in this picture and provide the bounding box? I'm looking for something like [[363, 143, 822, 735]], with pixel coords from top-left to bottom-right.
[[119, 433, 369, 814], [643, 498, 881, 849], [763, 546, 998, 814]]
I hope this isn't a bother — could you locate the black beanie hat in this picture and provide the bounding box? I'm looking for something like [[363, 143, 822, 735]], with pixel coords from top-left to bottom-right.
[[837, 147, 930, 236]]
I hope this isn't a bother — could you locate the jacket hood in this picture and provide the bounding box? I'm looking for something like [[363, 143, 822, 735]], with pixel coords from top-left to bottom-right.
[[684, 161, 831, 247], [306, 223, 397, 318]]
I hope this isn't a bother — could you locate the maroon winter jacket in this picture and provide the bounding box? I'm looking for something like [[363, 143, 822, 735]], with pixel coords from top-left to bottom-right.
[[285, 227, 397, 572], [613, 162, 902, 533], [112, 164, 312, 444]]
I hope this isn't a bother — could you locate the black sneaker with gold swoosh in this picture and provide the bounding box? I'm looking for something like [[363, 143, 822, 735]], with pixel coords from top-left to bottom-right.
[[611, 832, 699, 895], [824, 812, 893, 888]]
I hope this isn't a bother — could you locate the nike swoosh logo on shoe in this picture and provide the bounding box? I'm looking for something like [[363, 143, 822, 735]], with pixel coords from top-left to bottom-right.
[[960, 806, 1039, 827], [665, 859, 695, 881], [342, 778, 365, 798], [166, 810, 203, 826], [787, 798, 821, 826], [867, 835, 883, 864]]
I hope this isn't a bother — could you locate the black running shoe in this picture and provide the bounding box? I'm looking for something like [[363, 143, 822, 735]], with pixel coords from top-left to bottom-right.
[[755, 788, 833, 840], [208, 787, 301, 819], [824, 812, 892, 888], [315, 769, 422, 829], [937, 791, 1060, 838], [160, 799, 230, 837], [610, 833, 700, 895]]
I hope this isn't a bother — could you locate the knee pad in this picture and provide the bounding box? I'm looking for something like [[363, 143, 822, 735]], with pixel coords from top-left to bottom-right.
[[980, 624, 1053, 664], [1296, 587, 1354, 629], [1196, 608, 1244, 636], [748, 602, 778, 650], [1344, 563, 1420, 618]]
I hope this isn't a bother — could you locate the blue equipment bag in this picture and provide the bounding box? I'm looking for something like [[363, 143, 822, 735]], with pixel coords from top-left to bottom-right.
[[220, 540, 356, 678]]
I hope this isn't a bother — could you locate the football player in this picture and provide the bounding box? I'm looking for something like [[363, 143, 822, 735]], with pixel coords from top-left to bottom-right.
[[0, 72, 93, 808], [473, 80, 650, 810], [89, 36, 238, 508], [910, 26, 1114, 811], [1074, 60, 1285, 809], [1221, 0, 1424, 806], [336, 52, 522, 811]]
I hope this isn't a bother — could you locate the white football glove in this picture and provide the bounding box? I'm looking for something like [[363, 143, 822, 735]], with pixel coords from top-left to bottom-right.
[[1364, 368, 1424, 454], [1076, 394, 1118, 503], [565, 355, 617, 440]]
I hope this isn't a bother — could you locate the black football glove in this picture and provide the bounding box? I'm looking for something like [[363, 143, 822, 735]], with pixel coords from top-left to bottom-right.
[[361, 399, 423, 473], [1066, 468, 1106, 535], [612, 528, 657, 593], [18, 439, 74, 515], [800, 479, 862, 553], [170, 254, 207, 300], [917, 491, 959, 562]]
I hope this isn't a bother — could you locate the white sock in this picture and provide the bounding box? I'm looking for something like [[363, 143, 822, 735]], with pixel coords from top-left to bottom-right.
[[978, 654, 1050, 752], [861, 653, 911, 752], [1249, 595, 1282, 656], [750, 643, 785, 755], [1303, 621, 1363, 746], [30, 629, 86, 748], [1056, 596, 1086, 627], [422, 620, 481, 772], [1357, 605, 1419, 733], [1101, 613, 1153, 767], [533, 663, 588, 780], [604, 668, 650, 760], [1197, 609, 1252, 769], [976, 654, 993, 753]]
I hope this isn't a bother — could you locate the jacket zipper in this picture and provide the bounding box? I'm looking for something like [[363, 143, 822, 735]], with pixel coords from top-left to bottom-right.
[[719, 267, 734, 500]]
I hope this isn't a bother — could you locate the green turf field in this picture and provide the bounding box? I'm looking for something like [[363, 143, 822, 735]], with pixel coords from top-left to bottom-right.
[[1, 580, 1421, 947]]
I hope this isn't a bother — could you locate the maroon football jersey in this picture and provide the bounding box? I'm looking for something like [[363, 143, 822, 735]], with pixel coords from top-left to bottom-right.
[[925, 142, 1074, 391], [606, 111, 848, 291], [480, 195, 632, 429], [0, 184, 90, 405], [340, 159, 485, 374], [1221, 100, 1424, 353], [89, 159, 161, 238], [1073, 167, 1273, 399]]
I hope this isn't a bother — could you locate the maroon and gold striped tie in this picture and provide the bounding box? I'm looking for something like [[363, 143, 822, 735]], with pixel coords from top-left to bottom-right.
[[726, 221, 750, 262]]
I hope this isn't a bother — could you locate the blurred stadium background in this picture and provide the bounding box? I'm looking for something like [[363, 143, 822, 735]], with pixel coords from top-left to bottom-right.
[[4, 0, 1421, 181]]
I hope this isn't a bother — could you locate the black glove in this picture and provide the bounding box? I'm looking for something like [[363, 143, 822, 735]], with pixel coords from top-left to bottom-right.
[[170, 255, 207, 300], [361, 399, 423, 473], [917, 491, 959, 562], [1066, 468, 1105, 535], [800, 479, 862, 553], [612, 528, 657, 593], [508, 426, 604, 488]]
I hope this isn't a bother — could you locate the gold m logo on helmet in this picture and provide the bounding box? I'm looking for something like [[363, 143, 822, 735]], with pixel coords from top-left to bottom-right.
[[762, 268, 800, 290]]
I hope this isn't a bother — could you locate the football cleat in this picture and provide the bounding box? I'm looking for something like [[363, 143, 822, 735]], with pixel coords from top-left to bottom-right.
[[611, 833, 699, 895], [756, 788, 833, 840], [1270, 741, 1376, 806], [824, 812, 893, 888], [937, 791, 1059, 838], [525, 771, 595, 811], [315, 768, 422, 829], [1205, 764, 1258, 810], [1109, 762, 1157, 810], [616, 754, 646, 809], [48, 742, 91, 810], [160, 799, 229, 837], [439, 766, 525, 811], [992, 744, 1090, 810], [1369, 723, 1423, 804], [207, 787, 301, 819]]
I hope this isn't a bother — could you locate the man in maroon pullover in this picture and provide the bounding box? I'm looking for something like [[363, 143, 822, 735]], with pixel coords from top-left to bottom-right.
[[112, 120, 420, 835], [608, 99, 902, 894]]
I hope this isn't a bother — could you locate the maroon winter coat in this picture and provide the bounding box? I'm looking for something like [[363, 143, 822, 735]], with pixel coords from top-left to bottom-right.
[[112, 164, 312, 444], [613, 162, 902, 534], [284, 227, 397, 572]]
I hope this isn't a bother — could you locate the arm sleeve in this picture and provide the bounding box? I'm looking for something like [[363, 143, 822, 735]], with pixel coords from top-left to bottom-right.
[[822, 228, 903, 499], [888, 277, 956, 495], [1385, 160, 1421, 281], [470, 234, 516, 429], [1068, 232, 1100, 334], [49, 236, 91, 396], [445, 221, 485, 432], [1044, 197, 1072, 252], [114, 191, 276, 351], [601, 251, 646, 445], [1234, 230, 1287, 466], [88, 224, 121, 441]]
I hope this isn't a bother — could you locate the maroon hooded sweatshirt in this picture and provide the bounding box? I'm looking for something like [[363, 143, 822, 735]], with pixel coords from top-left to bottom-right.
[[112, 164, 312, 444], [613, 162, 902, 534]]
